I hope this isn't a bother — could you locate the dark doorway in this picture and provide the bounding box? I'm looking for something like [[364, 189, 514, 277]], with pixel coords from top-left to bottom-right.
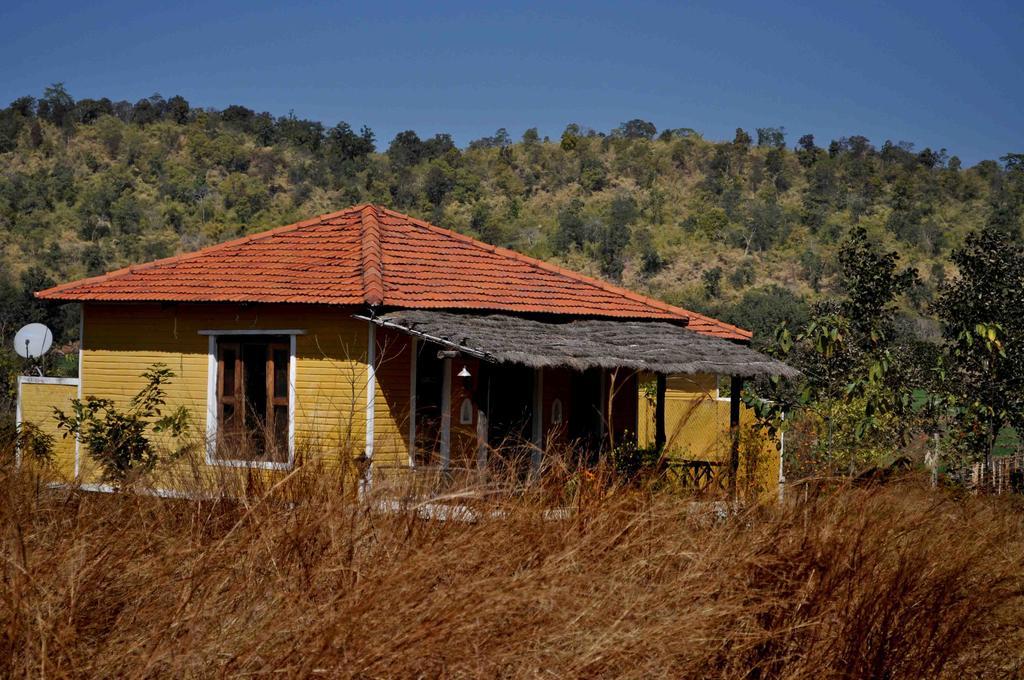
[[486, 363, 534, 471], [568, 368, 604, 457], [414, 341, 445, 466]]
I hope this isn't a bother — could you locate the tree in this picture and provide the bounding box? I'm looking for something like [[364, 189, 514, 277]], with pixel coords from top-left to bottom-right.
[[423, 161, 455, 207], [325, 122, 375, 172], [131, 96, 165, 125], [728, 259, 757, 289], [756, 127, 786, 149], [54, 364, 190, 485], [579, 155, 608, 192], [985, 154, 1024, 236], [0, 97, 34, 152], [221, 104, 255, 130], [37, 83, 75, 129], [933, 227, 1024, 465], [422, 133, 455, 159], [552, 198, 592, 251], [750, 227, 919, 473], [74, 98, 114, 124], [252, 112, 276, 145], [633, 227, 664, 276], [614, 119, 656, 140], [702, 267, 723, 298], [886, 175, 930, 246], [725, 285, 808, 346], [15, 267, 60, 334], [165, 95, 190, 124], [468, 128, 511, 150], [732, 128, 752, 150], [796, 134, 819, 167], [739, 184, 788, 253], [839, 226, 918, 348], [388, 130, 424, 168], [609, 193, 637, 227], [763, 147, 790, 193], [560, 124, 581, 151], [800, 250, 825, 292], [597, 220, 630, 281], [470, 200, 508, 246], [275, 114, 323, 152]]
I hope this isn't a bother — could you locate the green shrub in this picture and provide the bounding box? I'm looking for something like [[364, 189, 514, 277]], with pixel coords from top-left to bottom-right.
[[54, 363, 190, 485], [0, 421, 54, 468]]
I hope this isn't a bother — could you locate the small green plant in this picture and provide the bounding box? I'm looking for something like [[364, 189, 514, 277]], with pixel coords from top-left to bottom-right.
[[54, 363, 190, 485], [0, 421, 54, 467], [608, 439, 660, 480]]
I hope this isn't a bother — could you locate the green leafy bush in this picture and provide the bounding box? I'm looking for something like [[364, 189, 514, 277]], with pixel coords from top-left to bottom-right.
[[0, 421, 54, 468], [54, 363, 190, 484]]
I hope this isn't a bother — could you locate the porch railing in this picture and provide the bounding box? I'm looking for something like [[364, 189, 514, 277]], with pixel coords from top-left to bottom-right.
[[662, 459, 726, 493]]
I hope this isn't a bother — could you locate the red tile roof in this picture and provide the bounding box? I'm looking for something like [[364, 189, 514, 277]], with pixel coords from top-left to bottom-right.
[[36, 204, 751, 340]]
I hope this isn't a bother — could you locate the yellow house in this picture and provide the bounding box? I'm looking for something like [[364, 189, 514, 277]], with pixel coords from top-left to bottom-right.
[[25, 205, 794, 492]]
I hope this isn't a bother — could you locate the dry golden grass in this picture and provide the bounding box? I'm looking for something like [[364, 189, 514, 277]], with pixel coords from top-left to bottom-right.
[[2, 458, 1024, 678]]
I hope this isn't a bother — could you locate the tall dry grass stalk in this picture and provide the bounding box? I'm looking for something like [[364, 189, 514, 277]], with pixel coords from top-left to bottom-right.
[[2, 455, 1024, 678]]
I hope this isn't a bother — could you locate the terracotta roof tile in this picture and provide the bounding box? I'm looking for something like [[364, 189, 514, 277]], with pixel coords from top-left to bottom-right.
[[36, 204, 751, 340]]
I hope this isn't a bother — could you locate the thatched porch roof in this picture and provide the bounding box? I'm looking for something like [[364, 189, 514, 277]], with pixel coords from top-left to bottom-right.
[[360, 310, 798, 378]]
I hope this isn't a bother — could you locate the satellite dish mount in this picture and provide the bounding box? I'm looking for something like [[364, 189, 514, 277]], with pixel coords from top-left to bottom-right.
[[13, 323, 53, 376]]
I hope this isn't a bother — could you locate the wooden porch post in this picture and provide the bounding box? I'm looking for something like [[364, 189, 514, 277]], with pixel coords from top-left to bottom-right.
[[729, 375, 745, 498], [654, 373, 667, 452]]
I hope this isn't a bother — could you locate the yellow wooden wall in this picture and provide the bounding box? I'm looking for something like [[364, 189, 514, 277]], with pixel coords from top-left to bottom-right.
[[637, 373, 780, 496], [17, 378, 78, 479], [77, 302, 383, 483], [372, 326, 413, 467]]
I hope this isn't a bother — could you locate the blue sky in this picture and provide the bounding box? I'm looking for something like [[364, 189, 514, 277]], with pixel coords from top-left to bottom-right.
[[0, 0, 1020, 164]]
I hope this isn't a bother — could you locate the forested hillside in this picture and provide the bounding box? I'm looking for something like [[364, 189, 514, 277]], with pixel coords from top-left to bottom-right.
[[1, 84, 1022, 403]]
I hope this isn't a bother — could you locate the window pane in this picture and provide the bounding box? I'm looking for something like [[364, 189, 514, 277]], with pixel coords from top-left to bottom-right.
[[221, 349, 236, 393], [242, 343, 268, 437], [220, 403, 243, 454], [214, 336, 291, 465], [273, 348, 288, 399], [273, 405, 288, 462]]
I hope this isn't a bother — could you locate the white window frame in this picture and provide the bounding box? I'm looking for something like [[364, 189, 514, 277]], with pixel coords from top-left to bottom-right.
[[203, 329, 301, 470], [551, 398, 563, 426], [459, 397, 474, 425]]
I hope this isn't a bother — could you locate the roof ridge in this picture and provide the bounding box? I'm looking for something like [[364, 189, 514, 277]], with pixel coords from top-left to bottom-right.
[[375, 205, 751, 338], [360, 205, 384, 306], [37, 207, 360, 299]]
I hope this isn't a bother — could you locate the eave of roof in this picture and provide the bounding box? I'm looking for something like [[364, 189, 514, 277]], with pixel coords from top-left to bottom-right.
[[364, 310, 795, 378]]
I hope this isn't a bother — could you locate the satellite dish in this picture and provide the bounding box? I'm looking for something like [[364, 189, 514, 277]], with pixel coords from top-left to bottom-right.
[[13, 323, 53, 359]]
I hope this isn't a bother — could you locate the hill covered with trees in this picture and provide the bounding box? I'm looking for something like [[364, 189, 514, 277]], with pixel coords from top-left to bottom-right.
[[2, 84, 1023, 470], [3, 85, 1021, 340]]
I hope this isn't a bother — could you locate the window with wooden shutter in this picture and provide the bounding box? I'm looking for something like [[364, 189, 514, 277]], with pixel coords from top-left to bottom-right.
[[213, 336, 290, 465], [217, 341, 243, 454]]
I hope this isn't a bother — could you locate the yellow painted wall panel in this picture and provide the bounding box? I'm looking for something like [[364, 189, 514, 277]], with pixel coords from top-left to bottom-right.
[[17, 380, 78, 479], [373, 327, 412, 467], [79, 302, 373, 483], [637, 372, 780, 496]]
